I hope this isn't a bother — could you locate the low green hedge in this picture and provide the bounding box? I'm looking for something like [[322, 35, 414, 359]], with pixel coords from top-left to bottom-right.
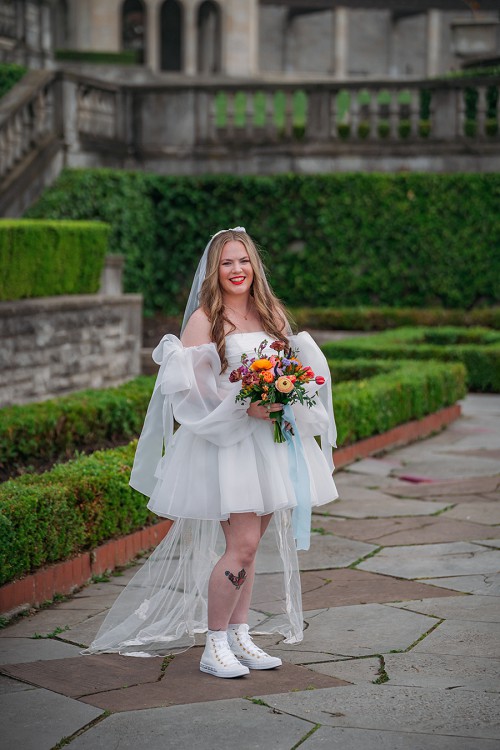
[[0, 357, 466, 586], [0, 219, 110, 301], [0, 377, 154, 480], [322, 327, 500, 393], [0, 443, 155, 586], [0, 63, 27, 99], [293, 307, 500, 331], [55, 49, 139, 65]]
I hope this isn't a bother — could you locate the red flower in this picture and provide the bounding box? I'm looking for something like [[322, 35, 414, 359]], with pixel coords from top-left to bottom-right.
[[315, 376, 325, 385]]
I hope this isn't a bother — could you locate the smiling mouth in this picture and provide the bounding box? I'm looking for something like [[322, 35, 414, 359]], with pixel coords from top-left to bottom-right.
[[230, 277, 245, 285]]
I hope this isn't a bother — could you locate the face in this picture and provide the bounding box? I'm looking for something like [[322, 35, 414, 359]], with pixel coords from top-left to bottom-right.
[[218, 240, 254, 298]]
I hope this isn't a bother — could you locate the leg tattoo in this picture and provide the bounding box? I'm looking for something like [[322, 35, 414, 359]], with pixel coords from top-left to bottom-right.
[[225, 568, 247, 590]]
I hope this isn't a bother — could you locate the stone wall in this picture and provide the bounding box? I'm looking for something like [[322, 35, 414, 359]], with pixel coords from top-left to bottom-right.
[[0, 293, 142, 408]]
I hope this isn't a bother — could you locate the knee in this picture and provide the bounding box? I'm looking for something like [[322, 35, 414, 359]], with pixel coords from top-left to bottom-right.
[[237, 536, 260, 568]]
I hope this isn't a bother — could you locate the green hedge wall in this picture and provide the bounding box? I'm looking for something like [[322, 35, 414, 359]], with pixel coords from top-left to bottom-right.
[[322, 327, 500, 393], [292, 306, 500, 331], [0, 63, 27, 99], [0, 377, 154, 480], [0, 357, 466, 586], [0, 220, 110, 301], [26, 170, 500, 314]]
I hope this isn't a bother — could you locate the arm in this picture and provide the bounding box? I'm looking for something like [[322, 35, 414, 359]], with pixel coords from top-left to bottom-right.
[[181, 307, 211, 347]]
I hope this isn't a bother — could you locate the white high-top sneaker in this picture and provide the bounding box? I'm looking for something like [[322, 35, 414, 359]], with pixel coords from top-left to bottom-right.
[[200, 631, 250, 678], [228, 624, 282, 670]]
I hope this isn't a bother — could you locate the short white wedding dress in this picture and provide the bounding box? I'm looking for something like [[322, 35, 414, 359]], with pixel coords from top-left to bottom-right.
[[84, 331, 338, 657]]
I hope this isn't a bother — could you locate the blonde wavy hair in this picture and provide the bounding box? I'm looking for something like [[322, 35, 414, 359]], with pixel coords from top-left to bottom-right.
[[198, 229, 292, 371]]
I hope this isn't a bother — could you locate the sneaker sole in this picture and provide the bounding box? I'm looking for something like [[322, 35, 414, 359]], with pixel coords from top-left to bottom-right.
[[200, 662, 249, 678], [236, 658, 282, 670]]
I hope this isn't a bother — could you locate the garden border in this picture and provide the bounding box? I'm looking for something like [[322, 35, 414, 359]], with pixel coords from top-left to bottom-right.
[[0, 402, 460, 618]]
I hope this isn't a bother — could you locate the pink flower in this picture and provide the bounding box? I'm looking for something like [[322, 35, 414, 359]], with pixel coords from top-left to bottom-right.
[[229, 368, 243, 383]]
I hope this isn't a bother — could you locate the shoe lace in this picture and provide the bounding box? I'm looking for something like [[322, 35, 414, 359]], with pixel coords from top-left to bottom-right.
[[233, 630, 267, 656], [212, 637, 240, 665]]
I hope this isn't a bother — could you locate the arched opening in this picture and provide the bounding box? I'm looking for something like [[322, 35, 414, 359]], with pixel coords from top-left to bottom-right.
[[197, 1, 221, 74], [122, 0, 146, 64], [160, 0, 183, 72]]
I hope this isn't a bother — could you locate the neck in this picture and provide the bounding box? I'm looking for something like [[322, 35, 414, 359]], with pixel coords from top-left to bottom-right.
[[223, 295, 252, 315]]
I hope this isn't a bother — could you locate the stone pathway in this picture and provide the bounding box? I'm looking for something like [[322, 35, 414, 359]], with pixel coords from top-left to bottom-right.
[[1, 394, 499, 749]]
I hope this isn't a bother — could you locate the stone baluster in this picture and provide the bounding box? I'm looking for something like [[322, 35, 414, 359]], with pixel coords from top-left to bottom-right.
[[350, 92, 359, 138], [477, 86, 487, 138], [329, 89, 338, 139], [410, 88, 420, 138], [208, 92, 218, 143], [369, 89, 379, 140], [457, 88, 466, 138], [389, 90, 399, 139], [265, 91, 275, 140], [284, 91, 294, 139], [245, 91, 255, 140], [226, 91, 235, 140]]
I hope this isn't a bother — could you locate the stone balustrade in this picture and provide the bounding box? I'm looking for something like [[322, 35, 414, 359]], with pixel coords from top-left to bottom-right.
[[1, 71, 500, 215]]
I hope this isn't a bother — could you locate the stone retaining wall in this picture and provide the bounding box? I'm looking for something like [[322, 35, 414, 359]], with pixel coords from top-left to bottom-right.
[[0, 293, 142, 407]]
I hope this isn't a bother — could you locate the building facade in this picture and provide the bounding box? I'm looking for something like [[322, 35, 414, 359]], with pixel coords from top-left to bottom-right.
[[1, 1, 499, 78]]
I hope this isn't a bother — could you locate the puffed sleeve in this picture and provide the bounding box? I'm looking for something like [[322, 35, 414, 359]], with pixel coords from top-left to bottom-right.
[[129, 334, 253, 497], [289, 332, 337, 471]]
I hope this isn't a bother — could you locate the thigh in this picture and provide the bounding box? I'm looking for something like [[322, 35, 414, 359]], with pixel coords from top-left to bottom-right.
[[221, 512, 273, 552]]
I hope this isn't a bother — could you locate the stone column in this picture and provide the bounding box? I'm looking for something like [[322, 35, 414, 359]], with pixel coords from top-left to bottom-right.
[[145, 0, 160, 72], [334, 6, 348, 80], [224, 0, 258, 77], [184, 0, 197, 75], [427, 8, 442, 77]]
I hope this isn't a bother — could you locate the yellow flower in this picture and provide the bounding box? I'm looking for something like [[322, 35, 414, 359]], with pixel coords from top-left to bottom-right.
[[276, 376, 294, 394], [250, 358, 273, 371]]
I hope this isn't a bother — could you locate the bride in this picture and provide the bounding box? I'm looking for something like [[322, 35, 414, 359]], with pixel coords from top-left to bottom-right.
[[84, 227, 338, 679]]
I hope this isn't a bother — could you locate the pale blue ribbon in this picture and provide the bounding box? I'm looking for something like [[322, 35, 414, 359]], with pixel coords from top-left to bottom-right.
[[282, 404, 311, 551]]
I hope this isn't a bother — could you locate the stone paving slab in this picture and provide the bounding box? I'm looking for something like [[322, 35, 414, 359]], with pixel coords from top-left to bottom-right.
[[315, 495, 450, 519], [307, 656, 381, 684], [0, 607, 103, 639], [67, 699, 314, 750], [1, 653, 164, 698], [384, 652, 500, 691], [446, 502, 500, 525], [301, 725, 500, 749], [420, 574, 500, 596], [297, 535, 378, 570], [312, 515, 500, 546], [0, 687, 103, 750], [383, 475, 500, 499], [277, 604, 435, 658], [0, 636, 82, 665], [412, 620, 500, 658], [72, 582, 129, 599], [392, 456, 500, 480], [475, 538, 500, 549], [77, 648, 348, 712], [257, 685, 500, 739], [343, 457, 404, 477], [358, 541, 500, 579], [58, 611, 107, 648], [388, 594, 500, 622], [0, 674, 35, 694]]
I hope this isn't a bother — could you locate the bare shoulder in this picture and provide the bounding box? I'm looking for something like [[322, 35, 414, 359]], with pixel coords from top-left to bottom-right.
[[181, 308, 212, 347]]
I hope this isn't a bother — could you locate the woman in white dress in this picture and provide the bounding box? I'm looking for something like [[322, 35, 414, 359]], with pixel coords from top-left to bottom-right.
[[85, 227, 338, 679]]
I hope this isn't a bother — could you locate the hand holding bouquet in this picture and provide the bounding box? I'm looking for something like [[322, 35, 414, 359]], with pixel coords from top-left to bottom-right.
[[230, 339, 325, 443]]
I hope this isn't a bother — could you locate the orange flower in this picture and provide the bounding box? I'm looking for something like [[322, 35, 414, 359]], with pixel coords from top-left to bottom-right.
[[276, 376, 294, 394], [250, 358, 273, 371], [262, 370, 274, 383]]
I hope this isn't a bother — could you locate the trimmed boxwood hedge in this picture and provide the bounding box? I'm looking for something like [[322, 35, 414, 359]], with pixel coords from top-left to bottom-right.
[[292, 306, 500, 331], [0, 377, 154, 480], [322, 327, 500, 393], [0, 219, 110, 301], [0, 357, 466, 586], [26, 170, 500, 314]]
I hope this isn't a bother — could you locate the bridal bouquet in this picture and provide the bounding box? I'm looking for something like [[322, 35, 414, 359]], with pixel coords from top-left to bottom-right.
[[230, 339, 325, 443]]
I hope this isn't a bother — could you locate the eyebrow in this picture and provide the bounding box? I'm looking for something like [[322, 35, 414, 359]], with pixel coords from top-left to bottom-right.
[[221, 256, 250, 261]]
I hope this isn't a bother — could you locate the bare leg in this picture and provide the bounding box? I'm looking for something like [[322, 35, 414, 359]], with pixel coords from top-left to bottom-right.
[[229, 514, 273, 625], [207, 512, 269, 631]]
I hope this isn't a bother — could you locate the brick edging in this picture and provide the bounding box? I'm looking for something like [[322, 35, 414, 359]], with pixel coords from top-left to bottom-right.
[[0, 403, 461, 617]]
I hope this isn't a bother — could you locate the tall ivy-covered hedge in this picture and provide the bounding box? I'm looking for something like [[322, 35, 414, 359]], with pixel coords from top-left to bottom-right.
[[27, 170, 500, 314], [0, 219, 110, 300], [0, 63, 26, 98]]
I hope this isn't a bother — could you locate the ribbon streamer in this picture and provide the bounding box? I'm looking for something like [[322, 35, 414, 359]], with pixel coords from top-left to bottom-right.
[[282, 404, 312, 551]]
